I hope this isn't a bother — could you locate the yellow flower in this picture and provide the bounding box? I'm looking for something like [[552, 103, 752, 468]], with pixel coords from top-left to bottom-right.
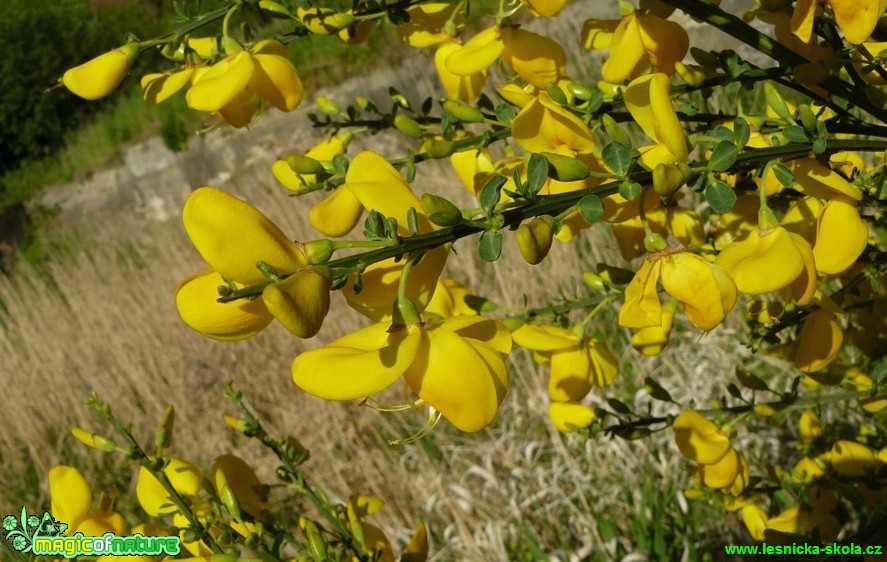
[[63, 43, 139, 100], [450, 147, 495, 196], [186, 40, 303, 127], [715, 225, 815, 296], [792, 0, 886, 44], [630, 300, 676, 356], [673, 410, 731, 465], [142, 66, 200, 105], [49, 466, 125, 536], [624, 73, 688, 167], [799, 411, 822, 444], [271, 135, 363, 237], [548, 401, 596, 432], [211, 455, 269, 518], [176, 187, 329, 340], [340, 151, 448, 321], [522, 0, 568, 17], [812, 197, 869, 275], [292, 315, 511, 432], [699, 448, 749, 491], [397, 3, 464, 47], [512, 92, 595, 155], [794, 309, 843, 372], [424, 278, 479, 319], [583, 11, 688, 83], [512, 324, 618, 401], [619, 252, 736, 332], [136, 457, 202, 517], [434, 41, 487, 102]]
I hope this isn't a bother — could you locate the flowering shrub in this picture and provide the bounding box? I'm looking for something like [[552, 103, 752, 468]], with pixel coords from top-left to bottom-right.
[[56, 0, 887, 557]]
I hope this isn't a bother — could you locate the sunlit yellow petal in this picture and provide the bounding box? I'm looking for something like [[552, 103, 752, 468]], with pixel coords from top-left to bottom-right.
[[445, 26, 505, 76], [512, 324, 580, 351], [175, 269, 273, 341], [618, 259, 663, 329], [263, 270, 330, 338], [548, 401, 596, 432], [673, 410, 731, 464], [141, 67, 196, 105], [136, 458, 202, 517], [794, 309, 843, 372], [186, 51, 255, 112], [63, 44, 138, 100], [49, 466, 92, 532], [813, 197, 868, 275]]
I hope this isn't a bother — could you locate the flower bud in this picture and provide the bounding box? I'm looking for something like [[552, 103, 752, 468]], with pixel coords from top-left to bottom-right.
[[421, 193, 463, 226], [259, 0, 291, 17], [315, 95, 342, 115], [286, 154, 326, 175], [298, 8, 354, 35], [674, 62, 707, 87], [541, 152, 589, 181], [223, 414, 250, 433], [263, 270, 331, 338], [63, 43, 139, 100], [71, 427, 119, 452], [643, 231, 667, 252], [566, 82, 593, 101], [516, 217, 554, 265], [301, 239, 335, 264], [548, 402, 596, 432], [421, 138, 455, 158], [299, 517, 328, 559], [154, 405, 175, 451], [394, 114, 424, 139], [443, 99, 484, 122]]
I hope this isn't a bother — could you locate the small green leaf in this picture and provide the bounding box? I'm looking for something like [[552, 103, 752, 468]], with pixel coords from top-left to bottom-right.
[[331, 154, 349, 175], [407, 207, 419, 236], [606, 398, 634, 415], [619, 179, 642, 200], [782, 125, 808, 143], [772, 162, 794, 188], [602, 142, 631, 176], [644, 377, 674, 402], [525, 153, 549, 195], [494, 103, 517, 125], [540, 152, 590, 181], [363, 210, 385, 240], [478, 230, 503, 262], [812, 137, 827, 155], [587, 89, 604, 112], [736, 366, 771, 392], [545, 82, 568, 105], [478, 174, 506, 214], [602, 114, 631, 148], [709, 140, 738, 172], [577, 195, 604, 224], [705, 179, 737, 213], [733, 116, 750, 147]]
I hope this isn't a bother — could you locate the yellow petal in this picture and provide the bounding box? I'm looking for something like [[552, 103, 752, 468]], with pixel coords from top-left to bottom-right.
[[175, 269, 273, 341], [767, 507, 802, 534], [791, 0, 817, 43], [548, 402, 596, 432], [500, 28, 566, 89], [437, 315, 512, 354], [63, 44, 138, 100], [522, 0, 567, 17], [186, 51, 255, 112], [445, 26, 504, 76], [587, 338, 619, 387], [424, 277, 478, 318], [404, 328, 503, 432], [580, 19, 619, 50], [602, 14, 646, 83], [345, 151, 430, 233], [141, 67, 196, 105], [794, 309, 843, 372], [618, 259, 664, 329], [397, 3, 463, 47], [630, 301, 675, 356], [250, 47, 303, 112], [786, 232, 818, 305], [789, 158, 862, 201], [136, 458, 202, 517], [829, 440, 880, 476], [309, 186, 364, 237], [715, 227, 805, 295], [673, 410, 731, 464], [292, 324, 422, 400], [829, 0, 883, 43], [49, 466, 91, 531], [211, 455, 268, 518], [549, 346, 592, 401], [182, 187, 305, 285], [512, 324, 579, 351], [625, 73, 688, 161], [217, 90, 257, 128], [700, 448, 741, 489], [812, 197, 868, 275], [263, 270, 330, 338], [512, 93, 596, 154], [637, 14, 689, 76], [435, 41, 487, 102], [75, 513, 125, 537], [660, 253, 736, 331], [742, 505, 768, 541]]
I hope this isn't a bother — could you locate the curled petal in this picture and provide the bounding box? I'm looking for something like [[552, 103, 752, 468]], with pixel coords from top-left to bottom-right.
[[309, 186, 364, 237], [250, 47, 303, 112], [602, 14, 646, 83], [581, 19, 619, 50], [637, 14, 689, 75], [186, 51, 255, 112], [49, 466, 92, 532], [63, 44, 138, 100], [398, 3, 463, 47], [292, 324, 422, 400], [175, 269, 273, 341], [435, 41, 487, 102], [715, 227, 805, 295], [794, 309, 843, 372], [404, 329, 503, 432], [512, 324, 579, 351], [548, 402, 596, 432], [673, 410, 731, 464], [211, 455, 269, 518], [500, 28, 566, 88], [182, 187, 305, 285], [445, 26, 504, 76], [345, 151, 430, 233], [813, 198, 868, 275], [549, 346, 591, 401], [618, 259, 663, 329], [587, 338, 618, 387], [136, 458, 202, 517], [263, 270, 330, 338], [512, 94, 595, 154], [660, 253, 736, 331], [141, 67, 196, 105]]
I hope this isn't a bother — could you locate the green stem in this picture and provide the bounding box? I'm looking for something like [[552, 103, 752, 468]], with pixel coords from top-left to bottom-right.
[[661, 0, 887, 123]]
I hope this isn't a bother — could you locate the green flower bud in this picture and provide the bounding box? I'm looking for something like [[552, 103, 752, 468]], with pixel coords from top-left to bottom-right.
[[422, 138, 455, 158], [394, 114, 424, 139], [442, 99, 484, 122], [286, 154, 326, 175], [643, 231, 667, 252], [315, 96, 342, 115], [566, 82, 593, 101], [71, 427, 119, 452], [259, 0, 291, 17], [540, 152, 590, 181], [798, 104, 817, 134], [154, 405, 175, 451], [300, 517, 329, 560], [544, 82, 568, 105], [516, 217, 554, 265], [420, 193, 463, 226], [764, 82, 793, 123], [301, 239, 335, 264]]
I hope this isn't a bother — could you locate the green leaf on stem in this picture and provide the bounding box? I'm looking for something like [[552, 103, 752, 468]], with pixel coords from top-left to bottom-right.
[[478, 174, 507, 214], [577, 195, 604, 224], [602, 142, 631, 177], [705, 179, 737, 213], [709, 140, 738, 172], [478, 230, 503, 262], [526, 153, 549, 195]]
